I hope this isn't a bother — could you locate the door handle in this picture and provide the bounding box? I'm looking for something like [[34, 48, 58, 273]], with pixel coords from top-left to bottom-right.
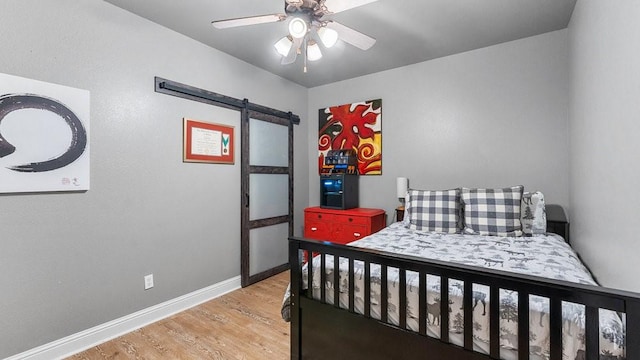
[[354, 232, 361, 237], [311, 227, 317, 231], [245, 193, 249, 208]]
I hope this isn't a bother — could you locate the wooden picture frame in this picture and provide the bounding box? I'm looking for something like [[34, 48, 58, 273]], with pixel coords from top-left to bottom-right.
[[183, 118, 234, 164]]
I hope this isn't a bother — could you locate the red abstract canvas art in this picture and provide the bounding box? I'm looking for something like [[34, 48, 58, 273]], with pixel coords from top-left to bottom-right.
[[318, 99, 382, 175]]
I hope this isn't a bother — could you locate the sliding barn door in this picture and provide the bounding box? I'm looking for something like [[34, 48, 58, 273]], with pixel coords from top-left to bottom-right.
[[241, 109, 293, 287]]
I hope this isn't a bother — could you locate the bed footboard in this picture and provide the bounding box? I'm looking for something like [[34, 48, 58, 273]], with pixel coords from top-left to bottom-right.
[[289, 237, 640, 360]]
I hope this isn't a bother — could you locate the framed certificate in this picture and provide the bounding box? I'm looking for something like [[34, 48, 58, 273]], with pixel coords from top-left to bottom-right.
[[183, 118, 234, 164]]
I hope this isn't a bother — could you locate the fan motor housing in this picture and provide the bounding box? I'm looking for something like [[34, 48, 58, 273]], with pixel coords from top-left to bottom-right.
[[285, 0, 326, 18]]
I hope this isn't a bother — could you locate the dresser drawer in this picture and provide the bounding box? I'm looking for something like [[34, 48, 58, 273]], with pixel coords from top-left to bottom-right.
[[304, 211, 335, 223], [304, 221, 332, 240], [333, 224, 368, 243], [333, 214, 369, 226]]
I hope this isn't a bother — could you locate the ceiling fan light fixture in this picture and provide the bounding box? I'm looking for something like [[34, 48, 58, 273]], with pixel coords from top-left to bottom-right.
[[211, 0, 378, 72], [274, 35, 293, 57], [318, 27, 338, 48], [288, 17, 308, 38], [307, 40, 322, 61]]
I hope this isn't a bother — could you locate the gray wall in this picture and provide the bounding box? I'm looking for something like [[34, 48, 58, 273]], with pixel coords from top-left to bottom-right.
[[568, 1, 640, 292], [308, 30, 570, 222], [0, 0, 308, 357]]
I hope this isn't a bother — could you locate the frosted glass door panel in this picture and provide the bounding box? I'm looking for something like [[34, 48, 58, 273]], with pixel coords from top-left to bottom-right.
[[249, 223, 288, 276], [249, 118, 288, 167], [249, 174, 288, 220]]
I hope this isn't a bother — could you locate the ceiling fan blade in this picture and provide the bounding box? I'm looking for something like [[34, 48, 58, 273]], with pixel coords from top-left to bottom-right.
[[326, 21, 376, 50], [211, 13, 286, 29], [322, 0, 378, 14], [282, 37, 303, 65]]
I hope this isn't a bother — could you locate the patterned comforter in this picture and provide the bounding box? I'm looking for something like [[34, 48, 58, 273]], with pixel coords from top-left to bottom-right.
[[291, 222, 626, 360]]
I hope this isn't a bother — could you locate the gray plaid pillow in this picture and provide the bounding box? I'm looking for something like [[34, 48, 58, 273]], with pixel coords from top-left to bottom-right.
[[462, 186, 523, 237], [408, 188, 461, 233]]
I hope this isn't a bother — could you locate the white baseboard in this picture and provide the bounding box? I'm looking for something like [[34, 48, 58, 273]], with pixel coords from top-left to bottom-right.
[[6, 276, 241, 360]]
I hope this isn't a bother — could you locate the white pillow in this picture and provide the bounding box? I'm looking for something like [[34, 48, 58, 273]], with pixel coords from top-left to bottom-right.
[[521, 191, 546, 235], [402, 191, 410, 225]]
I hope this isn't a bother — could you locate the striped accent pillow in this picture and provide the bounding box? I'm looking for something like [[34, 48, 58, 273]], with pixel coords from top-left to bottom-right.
[[462, 186, 524, 237], [408, 188, 461, 234]]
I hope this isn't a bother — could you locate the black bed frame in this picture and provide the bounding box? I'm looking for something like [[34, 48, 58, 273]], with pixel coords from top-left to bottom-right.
[[288, 213, 640, 360]]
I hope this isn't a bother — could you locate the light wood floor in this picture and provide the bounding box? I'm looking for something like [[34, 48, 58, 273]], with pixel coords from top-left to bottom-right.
[[70, 271, 290, 360]]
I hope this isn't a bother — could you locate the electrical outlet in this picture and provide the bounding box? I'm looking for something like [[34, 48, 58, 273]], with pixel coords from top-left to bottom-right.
[[144, 274, 154, 290]]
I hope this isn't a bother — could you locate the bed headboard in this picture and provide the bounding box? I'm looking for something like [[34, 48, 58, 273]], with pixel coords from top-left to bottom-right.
[[545, 204, 570, 244]]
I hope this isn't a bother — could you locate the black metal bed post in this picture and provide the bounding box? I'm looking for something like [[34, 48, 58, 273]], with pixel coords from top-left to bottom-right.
[[628, 299, 640, 360], [289, 239, 302, 360]]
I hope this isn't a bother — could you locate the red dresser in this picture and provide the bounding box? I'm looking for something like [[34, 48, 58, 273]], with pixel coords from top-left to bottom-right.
[[304, 207, 386, 244]]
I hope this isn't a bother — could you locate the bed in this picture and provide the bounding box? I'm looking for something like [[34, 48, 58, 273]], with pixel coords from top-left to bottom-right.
[[286, 187, 640, 360]]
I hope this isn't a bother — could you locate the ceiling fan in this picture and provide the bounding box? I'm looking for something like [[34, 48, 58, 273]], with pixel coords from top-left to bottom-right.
[[211, 0, 378, 72]]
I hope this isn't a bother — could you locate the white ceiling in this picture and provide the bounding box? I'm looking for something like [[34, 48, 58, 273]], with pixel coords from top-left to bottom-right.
[[104, 0, 577, 88]]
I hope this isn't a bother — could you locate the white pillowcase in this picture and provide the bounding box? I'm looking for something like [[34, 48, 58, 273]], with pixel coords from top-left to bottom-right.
[[521, 191, 546, 235]]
